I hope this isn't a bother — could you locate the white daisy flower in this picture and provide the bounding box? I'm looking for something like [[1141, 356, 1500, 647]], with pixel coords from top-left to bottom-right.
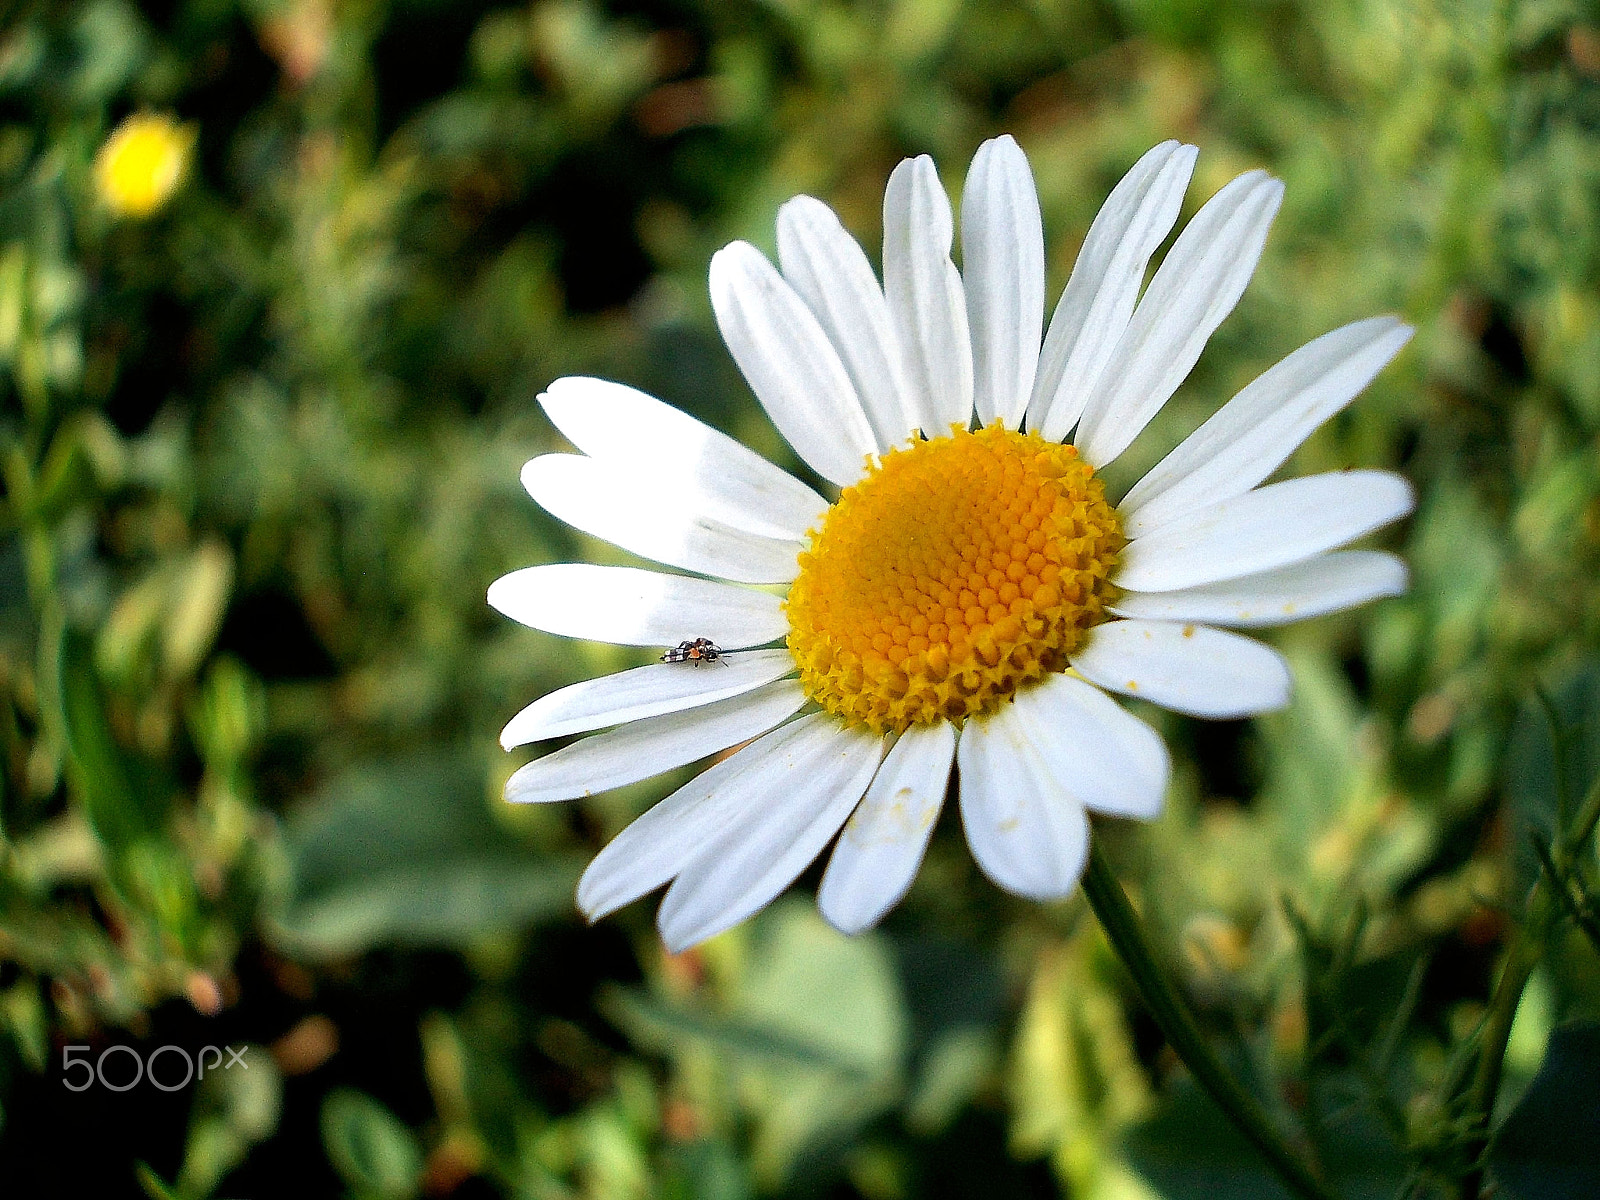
[[489, 136, 1414, 953]]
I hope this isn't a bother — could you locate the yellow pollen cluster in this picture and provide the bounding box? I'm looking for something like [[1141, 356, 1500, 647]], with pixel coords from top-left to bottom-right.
[[785, 424, 1124, 733]]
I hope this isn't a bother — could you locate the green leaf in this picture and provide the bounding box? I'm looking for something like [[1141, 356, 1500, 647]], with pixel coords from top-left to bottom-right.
[[320, 1088, 423, 1200], [734, 900, 906, 1081], [1491, 1021, 1600, 1200], [1125, 1069, 1408, 1200], [1126, 1091, 1287, 1200], [268, 752, 580, 956], [606, 901, 907, 1185], [603, 986, 882, 1081], [660, 1139, 753, 1200], [51, 623, 166, 854], [1505, 661, 1600, 894], [134, 1164, 184, 1200]]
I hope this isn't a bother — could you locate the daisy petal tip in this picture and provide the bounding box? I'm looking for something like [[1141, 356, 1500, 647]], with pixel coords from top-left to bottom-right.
[[708, 240, 761, 287], [1004, 874, 1084, 905], [536, 375, 606, 427], [574, 873, 617, 926], [1140, 793, 1169, 824], [656, 912, 705, 957], [485, 573, 517, 619], [517, 454, 560, 503], [661, 933, 696, 958], [1257, 684, 1293, 716], [1372, 471, 1418, 526], [976, 132, 1025, 162], [1167, 142, 1200, 181], [534, 378, 571, 413], [1388, 556, 1412, 595], [1260, 656, 1294, 713], [1236, 168, 1284, 212], [1396, 473, 1419, 515], [818, 902, 873, 939], [776, 193, 829, 227], [1144, 746, 1174, 818], [817, 870, 898, 939]]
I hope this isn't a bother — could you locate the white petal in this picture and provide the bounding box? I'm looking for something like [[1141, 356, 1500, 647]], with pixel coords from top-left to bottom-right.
[[1109, 551, 1408, 628], [884, 154, 973, 436], [505, 679, 807, 802], [1075, 171, 1285, 468], [576, 714, 831, 921], [488, 563, 786, 648], [956, 704, 1090, 900], [1070, 620, 1291, 718], [522, 455, 802, 584], [1116, 470, 1414, 593], [1120, 317, 1415, 533], [710, 242, 878, 487], [817, 722, 957, 936], [777, 195, 914, 451], [539, 377, 827, 541], [1031, 141, 1198, 441], [656, 720, 885, 952], [499, 649, 796, 747], [1011, 674, 1169, 820], [961, 135, 1044, 429]]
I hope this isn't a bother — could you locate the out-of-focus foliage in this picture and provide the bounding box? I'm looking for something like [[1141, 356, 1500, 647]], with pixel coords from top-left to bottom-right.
[[0, 0, 1597, 1195]]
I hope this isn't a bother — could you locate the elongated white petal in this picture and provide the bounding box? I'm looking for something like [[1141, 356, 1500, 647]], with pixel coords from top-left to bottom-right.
[[778, 195, 914, 451], [500, 649, 795, 747], [488, 564, 786, 648], [505, 680, 807, 801], [1116, 470, 1414, 593], [656, 720, 884, 952], [576, 714, 829, 921], [1120, 317, 1415, 533], [818, 722, 957, 935], [522, 455, 802, 584], [1070, 620, 1291, 718], [710, 242, 877, 487], [884, 155, 973, 435], [1032, 141, 1198, 440], [957, 705, 1090, 900], [1109, 551, 1408, 628], [962, 136, 1044, 429], [539, 377, 827, 541], [1011, 674, 1169, 820], [1076, 171, 1285, 468]]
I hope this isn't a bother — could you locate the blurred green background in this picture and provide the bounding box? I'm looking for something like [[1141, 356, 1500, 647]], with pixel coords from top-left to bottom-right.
[[1, 0, 1599, 1195]]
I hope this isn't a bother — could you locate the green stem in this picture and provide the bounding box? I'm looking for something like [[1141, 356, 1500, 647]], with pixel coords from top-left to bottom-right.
[[1567, 771, 1600, 861], [1456, 770, 1600, 1199], [1081, 843, 1340, 1200], [1456, 923, 1541, 1199]]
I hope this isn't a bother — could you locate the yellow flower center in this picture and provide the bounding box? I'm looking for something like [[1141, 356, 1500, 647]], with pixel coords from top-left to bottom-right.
[[785, 424, 1124, 734]]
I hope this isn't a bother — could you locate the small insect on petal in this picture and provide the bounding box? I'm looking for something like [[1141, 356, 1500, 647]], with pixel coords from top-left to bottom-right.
[[660, 637, 730, 666]]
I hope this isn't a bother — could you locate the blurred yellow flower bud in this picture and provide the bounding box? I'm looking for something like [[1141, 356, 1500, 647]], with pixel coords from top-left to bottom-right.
[[93, 112, 196, 218]]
